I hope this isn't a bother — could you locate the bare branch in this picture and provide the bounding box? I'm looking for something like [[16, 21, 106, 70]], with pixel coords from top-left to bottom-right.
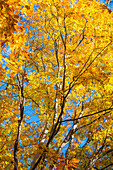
[[60, 107, 113, 123], [78, 111, 111, 130], [72, 20, 87, 52], [65, 40, 112, 99]]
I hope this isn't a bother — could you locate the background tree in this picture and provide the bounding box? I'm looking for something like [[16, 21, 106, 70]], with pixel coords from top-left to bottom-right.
[[0, 0, 113, 170]]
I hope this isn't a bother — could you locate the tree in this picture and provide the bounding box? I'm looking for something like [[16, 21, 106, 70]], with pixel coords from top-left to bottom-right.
[[0, 0, 113, 169]]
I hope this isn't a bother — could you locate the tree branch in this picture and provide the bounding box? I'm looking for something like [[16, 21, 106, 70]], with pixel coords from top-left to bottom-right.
[[14, 74, 24, 170], [60, 107, 113, 123]]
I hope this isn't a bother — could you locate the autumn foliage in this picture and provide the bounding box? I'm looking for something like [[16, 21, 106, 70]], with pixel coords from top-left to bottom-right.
[[0, 0, 113, 170]]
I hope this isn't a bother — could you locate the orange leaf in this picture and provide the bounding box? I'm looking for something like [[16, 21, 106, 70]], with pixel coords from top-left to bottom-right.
[[69, 158, 80, 164], [58, 155, 66, 161], [56, 165, 63, 170], [67, 163, 78, 168]]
